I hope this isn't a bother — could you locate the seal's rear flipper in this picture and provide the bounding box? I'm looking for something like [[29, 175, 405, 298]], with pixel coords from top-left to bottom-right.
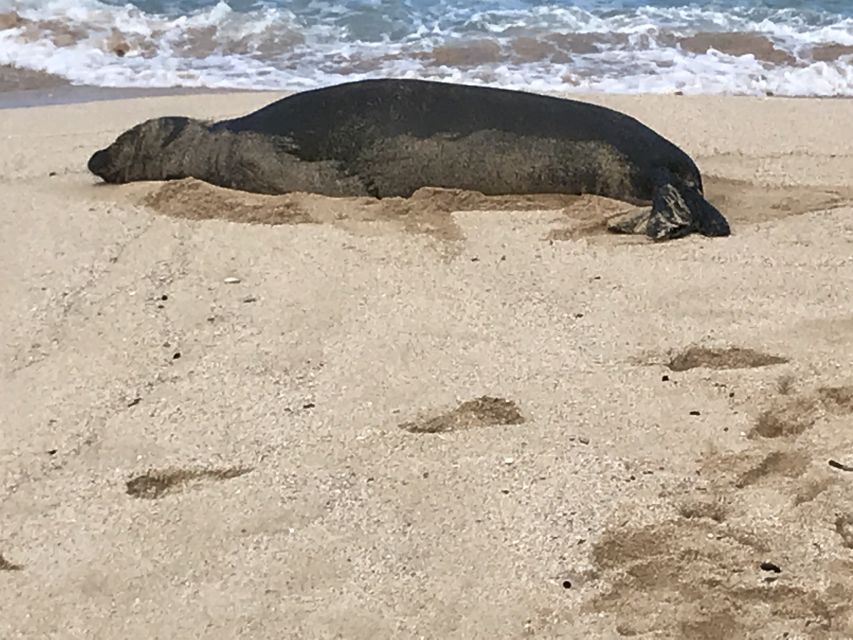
[[607, 178, 730, 241], [692, 194, 730, 238], [647, 181, 730, 240]]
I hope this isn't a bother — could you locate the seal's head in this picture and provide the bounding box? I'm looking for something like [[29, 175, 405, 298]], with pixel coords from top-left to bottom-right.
[[88, 116, 201, 184]]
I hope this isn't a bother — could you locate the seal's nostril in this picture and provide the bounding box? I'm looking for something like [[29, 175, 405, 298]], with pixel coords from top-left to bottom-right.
[[87, 149, 109, 177]]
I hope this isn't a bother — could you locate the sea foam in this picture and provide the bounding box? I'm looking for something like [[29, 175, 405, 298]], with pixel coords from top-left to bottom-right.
[[1, 0, 852, 95]]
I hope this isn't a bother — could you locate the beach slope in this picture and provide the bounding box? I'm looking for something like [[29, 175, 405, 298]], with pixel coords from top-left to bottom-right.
[[2, 91, 853, 638]]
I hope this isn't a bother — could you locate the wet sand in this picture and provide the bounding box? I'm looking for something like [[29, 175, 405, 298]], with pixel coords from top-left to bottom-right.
[[0, 66, 265, 109], [1, 90, 853, 638]]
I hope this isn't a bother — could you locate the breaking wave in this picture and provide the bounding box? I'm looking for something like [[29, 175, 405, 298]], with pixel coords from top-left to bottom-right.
[[1, 0, 852, 95]]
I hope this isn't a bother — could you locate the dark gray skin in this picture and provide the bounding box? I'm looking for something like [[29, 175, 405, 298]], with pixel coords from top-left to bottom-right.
[[88, 78, 730, 241]]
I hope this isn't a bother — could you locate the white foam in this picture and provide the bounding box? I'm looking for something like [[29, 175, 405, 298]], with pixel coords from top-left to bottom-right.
[[1, 0, 853, 96]]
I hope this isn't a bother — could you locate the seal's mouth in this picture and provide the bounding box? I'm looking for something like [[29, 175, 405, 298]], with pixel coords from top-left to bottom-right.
[[88, 148, 118, 183]]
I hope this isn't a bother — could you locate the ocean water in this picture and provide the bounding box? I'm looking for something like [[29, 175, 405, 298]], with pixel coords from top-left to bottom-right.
[[1, 0, 852, 95]]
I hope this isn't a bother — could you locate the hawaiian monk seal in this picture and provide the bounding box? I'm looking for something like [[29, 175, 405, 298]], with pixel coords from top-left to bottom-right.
[[87, 78, 730, 241]]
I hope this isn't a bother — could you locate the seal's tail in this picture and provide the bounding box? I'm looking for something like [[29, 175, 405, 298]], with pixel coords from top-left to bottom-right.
[[607, 173, 730, 241]]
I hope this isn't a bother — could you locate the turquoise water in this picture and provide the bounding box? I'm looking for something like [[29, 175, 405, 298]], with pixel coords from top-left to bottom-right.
[[105, 0, 853, 18], [1, 0, 852, 94]]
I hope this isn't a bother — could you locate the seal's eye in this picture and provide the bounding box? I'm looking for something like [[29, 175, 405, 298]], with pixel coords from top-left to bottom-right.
[[160, 117, 192, 148]]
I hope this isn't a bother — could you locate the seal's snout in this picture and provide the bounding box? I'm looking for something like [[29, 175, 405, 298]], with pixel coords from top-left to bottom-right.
[[88, 148, 112, 181]]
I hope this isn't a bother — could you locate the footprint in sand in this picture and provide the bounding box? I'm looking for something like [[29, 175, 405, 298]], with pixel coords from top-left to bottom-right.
[[0, 553, 23, 571], [750, 383, 853, 439], [667, 345, 789, 372], [125, 466, 253, 500], [583, 371, 853, 638], [399, 395, 525, 434]]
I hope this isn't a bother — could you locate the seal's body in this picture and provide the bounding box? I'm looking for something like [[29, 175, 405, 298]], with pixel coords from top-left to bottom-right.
[[88, 78, 730, 240]]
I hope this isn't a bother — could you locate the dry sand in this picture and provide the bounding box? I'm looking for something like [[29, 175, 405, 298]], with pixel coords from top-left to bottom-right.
[[1, 90, 853, 639]]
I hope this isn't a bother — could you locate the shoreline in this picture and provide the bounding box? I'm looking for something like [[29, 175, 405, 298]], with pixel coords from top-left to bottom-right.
[[0, 83, 275, 110], [2, 80, 853, 111]]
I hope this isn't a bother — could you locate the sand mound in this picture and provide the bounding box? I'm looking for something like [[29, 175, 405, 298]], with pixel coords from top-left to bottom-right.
[[137, 176, 853, 248]]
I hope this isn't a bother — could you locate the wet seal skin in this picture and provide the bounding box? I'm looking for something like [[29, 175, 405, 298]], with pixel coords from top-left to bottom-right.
[[87, 78, 730, 241]]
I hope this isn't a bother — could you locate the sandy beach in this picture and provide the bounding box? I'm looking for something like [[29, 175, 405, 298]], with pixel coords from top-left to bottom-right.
[[1, 90, 853, 638]]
